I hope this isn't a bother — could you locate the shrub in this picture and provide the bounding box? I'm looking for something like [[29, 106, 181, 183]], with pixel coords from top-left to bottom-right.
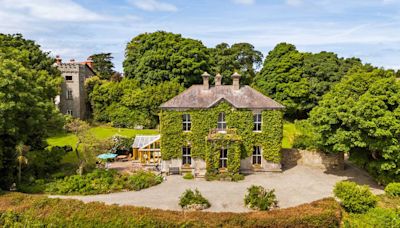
[[333, 181, 377, 213], [0, 193, 341, 227], [205, 172, 244, 182], [244, 185, 278, 211], [45, 169, 162, 195], [127, 171, 163, 191], [344, 207, 400, 227], [179, 189, 210, 210], [183, 173, 194, 180], [385, 182, 400, 197]]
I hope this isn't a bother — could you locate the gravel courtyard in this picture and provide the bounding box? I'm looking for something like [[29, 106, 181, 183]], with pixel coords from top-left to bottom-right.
[[51, 164, 383, 212]]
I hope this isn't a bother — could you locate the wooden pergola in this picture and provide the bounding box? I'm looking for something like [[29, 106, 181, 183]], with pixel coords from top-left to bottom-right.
[[132, 135, 161, 165]]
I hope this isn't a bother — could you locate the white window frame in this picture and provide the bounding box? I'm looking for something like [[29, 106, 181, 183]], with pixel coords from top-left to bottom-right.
[[252, 146, 262, 165], [182, 114, 191, 131], [66, 109, 73, 115], [219, 148, 228, 168], [66, 90, 73, 100], [217, 112, 227, 132], [182, 146, 191, 165], [253, 113, 262, 132]]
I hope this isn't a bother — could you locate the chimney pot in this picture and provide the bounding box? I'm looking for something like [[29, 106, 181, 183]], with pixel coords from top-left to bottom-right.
[[231, 72, 241, 90], [201, 72, 210, 90], [55, 55, 62, 65], [215, 73, 222, 86]]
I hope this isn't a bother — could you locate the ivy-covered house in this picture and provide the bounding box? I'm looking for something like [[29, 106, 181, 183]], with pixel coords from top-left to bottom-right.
[[159, 72, 285, 176]]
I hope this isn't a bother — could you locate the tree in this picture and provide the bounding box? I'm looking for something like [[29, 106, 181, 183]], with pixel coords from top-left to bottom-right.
[[0, 34, 63, 189], [210, 42, 263, 85], [253, 43, 361, 119], [89, 79, 184, 128], [15, 143, 29, 184], [309, 67, 400, 183], [123, 31, 210, 87], [90, 53, 115, 80], [64, 118, 90, 175]]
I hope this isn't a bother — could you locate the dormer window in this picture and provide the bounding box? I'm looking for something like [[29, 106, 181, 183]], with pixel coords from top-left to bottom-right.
[[253, 113, 262, 132], [65, 75, 73, 81], [217, 112, 226, 132], [182, 114, 191, 131]]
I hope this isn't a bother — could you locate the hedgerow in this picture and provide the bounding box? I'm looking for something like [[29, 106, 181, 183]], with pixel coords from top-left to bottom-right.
[[0, 193, 341, 227], [160, 101, 283, 174]]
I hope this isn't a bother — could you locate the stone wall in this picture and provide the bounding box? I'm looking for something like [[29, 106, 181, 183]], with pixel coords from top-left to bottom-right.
[[281, 149, 344, 171]]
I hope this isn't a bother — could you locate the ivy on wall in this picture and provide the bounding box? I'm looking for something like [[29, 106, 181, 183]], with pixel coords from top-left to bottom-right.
[[159, 101, 283, 173]]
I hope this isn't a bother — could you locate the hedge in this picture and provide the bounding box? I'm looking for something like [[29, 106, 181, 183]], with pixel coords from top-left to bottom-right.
[[0, 193, 341, 227]]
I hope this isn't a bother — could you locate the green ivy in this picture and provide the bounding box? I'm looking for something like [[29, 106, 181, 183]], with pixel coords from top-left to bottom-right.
[[159, 102, 283, 173]]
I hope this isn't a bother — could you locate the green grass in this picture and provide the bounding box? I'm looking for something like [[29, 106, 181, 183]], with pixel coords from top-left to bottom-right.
[[47, 126, 158, 164], [282, 122, 300, 148], [47, 126, 158, 150]]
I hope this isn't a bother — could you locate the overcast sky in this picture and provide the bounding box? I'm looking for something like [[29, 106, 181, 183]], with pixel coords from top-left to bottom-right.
[[1, 0, 399, 72]]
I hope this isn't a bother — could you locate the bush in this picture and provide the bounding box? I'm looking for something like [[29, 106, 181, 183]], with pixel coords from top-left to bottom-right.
[[244, 185, 278, 211], [179, 189, 210, 210], [344, 207, 400, 227], [45, 169, 162, 195], [385, 182, 400, 197], [205, 172, 244, 182], [0, 193, 341, 227], [127, 170, 163, 191], [333, 181, 377, 213], [183, 173, 194, 180]]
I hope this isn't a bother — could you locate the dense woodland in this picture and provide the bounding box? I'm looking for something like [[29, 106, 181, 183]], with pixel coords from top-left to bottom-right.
[[1, 31, 400, 191]]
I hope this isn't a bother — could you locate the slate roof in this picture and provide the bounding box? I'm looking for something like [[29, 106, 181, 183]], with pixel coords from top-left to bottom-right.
[[160, 85, 284, 110], [132, 135, 160, 149]]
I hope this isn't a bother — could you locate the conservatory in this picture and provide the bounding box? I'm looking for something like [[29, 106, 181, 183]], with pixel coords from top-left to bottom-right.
[[132, 135, 161, 164]]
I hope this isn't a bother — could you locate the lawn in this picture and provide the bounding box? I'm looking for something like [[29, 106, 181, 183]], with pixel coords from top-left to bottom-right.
[[47, 126, 158, 164], [47, 126, 158, 149]]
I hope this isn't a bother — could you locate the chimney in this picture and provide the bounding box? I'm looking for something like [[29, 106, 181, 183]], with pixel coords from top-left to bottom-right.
[[215, 73, 222, 86], [231, 72, 241, 90], [86, 57, 94, 69], [201, 72, 210, 90], [70, 58, 75, 63], [55, 55, 62, 65]]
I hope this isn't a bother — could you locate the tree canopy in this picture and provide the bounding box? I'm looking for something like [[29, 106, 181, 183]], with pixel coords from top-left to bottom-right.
[[308, 67, 400, 183], [123, 31, 210, 87], [253, 42, 361, 119], [90, 53, 115, 80], [89, 79, 183, 128], [210, 42, 263, 85], [0, 34, 63, 189]]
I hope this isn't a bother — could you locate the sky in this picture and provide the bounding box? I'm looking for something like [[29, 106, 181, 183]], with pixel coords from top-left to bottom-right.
[[1, 0, 399, 72]]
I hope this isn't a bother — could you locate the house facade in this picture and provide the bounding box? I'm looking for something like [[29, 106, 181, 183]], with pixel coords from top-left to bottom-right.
[[55, 56, 95, 119], [159, 72, 285, 176]]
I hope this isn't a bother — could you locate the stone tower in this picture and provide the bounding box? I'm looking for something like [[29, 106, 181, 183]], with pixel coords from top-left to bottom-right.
[[55, 56, 95, 119]]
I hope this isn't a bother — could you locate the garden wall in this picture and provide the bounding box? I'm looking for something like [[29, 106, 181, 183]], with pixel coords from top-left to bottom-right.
[[281, 149, 344, 171]]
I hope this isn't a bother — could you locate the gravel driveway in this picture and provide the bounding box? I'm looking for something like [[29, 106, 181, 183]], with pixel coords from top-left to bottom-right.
[[50, 164, 383, 212]]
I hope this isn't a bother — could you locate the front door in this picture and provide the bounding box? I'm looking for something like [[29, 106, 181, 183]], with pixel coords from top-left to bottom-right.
[[219, 148, 228, 168]]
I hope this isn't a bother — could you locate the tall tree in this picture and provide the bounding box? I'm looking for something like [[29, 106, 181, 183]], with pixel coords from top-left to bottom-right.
[[0, 34, 63, 189], [90, 53, 115, 80], [123, 31, 210, 87], [210, 42, 263, 85], [253, 42, 361, 119], [309, 67, 400, 183]]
